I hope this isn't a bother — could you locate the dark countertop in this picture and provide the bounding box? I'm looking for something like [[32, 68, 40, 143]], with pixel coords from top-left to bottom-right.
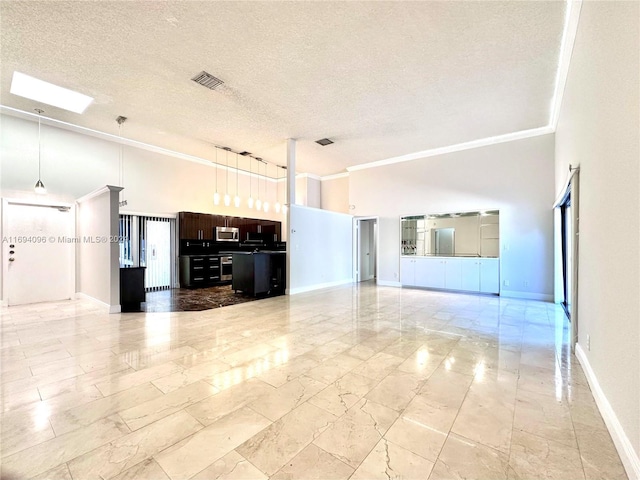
[[232, 251, 285, 255]]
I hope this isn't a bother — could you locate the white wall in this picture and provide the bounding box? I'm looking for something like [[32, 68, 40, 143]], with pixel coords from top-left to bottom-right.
[[76, 186, 121, 310], [321, 175, 350, 214], [349, 134, 555, 299], [288, 205, 353, 294], [0, 114, 287, 229], [294, 174, 321, 209], [555, 2, 639, 475]]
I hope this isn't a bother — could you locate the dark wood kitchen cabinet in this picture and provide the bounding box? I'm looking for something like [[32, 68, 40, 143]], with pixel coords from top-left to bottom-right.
[[179, 212, 215, 240], [180, 255, 222, 287], [179, 211, 282, 242]]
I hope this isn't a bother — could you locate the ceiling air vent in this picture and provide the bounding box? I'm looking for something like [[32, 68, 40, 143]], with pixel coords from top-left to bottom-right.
[[191, 71, 224, 90], [316, 138, 334, 146]]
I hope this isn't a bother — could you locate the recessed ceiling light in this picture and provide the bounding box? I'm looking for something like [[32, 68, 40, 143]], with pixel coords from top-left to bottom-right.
[[10, 72, 94, 114], [315, 138, 334, 146]]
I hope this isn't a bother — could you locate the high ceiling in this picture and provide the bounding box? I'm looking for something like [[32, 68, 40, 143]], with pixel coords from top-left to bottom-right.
[[0, 1, 566, 177]]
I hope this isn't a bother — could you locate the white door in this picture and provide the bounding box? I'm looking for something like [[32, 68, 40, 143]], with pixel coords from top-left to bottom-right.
[[4, 202, 74, 306]]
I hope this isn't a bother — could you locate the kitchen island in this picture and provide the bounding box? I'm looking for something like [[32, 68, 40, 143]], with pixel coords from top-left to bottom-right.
[[232, 251, 286, 297]]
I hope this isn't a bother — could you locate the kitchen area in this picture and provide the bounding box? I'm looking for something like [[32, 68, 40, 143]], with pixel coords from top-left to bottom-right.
[[163, 211, 286, 311]]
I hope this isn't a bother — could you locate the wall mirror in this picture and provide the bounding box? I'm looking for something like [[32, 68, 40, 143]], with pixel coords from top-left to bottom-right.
[[401, 210, 499, 257]]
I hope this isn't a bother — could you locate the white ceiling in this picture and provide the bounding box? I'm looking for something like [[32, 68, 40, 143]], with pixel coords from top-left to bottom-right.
[[0, 1, 566, 177]]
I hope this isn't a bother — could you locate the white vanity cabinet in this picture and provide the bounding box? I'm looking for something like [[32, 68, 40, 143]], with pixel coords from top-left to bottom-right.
[[400, 257, 416, 285], [401, 256, 499, 294], [479, 258, 500, 293]]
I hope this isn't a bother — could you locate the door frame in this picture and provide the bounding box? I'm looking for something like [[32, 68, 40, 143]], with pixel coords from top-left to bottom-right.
[[353, 216, 379, 283], [553, 165, 580, 352], [1, 197, 76, 306]]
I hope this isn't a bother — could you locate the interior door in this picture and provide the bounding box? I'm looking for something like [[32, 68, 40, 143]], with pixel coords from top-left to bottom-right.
[[357, 219, 376, 282], [4, 202, 73, 306]]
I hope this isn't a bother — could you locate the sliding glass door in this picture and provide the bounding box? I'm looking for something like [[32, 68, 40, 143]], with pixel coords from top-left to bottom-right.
[[119, 215, 175, 292]]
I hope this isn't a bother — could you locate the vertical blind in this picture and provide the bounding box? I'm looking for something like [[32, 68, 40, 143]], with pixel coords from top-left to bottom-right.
[[119, 214, 134, 266], [119, 215, 174, 292], [140, 216, 172, 291]]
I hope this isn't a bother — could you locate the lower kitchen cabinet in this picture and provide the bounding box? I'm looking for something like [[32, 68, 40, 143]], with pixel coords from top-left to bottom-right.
[[401, 256, 499, 294], [179, 255, 222, 288]]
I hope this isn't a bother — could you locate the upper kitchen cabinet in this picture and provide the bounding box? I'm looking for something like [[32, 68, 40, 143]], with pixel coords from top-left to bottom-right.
[[179, 212, 215, 240], [179, 212, 200, 240], [260, 220, 280, 241], [178, 212, 282, 242]]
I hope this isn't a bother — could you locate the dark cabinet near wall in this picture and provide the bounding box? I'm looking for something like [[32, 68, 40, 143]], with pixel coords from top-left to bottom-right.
[[120, 267, 146, 311]]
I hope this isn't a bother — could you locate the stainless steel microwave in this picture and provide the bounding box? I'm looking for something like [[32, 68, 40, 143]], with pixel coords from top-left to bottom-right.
[[215, 226, 240, 242]]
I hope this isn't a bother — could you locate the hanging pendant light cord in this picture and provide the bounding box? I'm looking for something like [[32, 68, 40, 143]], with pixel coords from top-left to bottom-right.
[[36, 108, 44, 181]]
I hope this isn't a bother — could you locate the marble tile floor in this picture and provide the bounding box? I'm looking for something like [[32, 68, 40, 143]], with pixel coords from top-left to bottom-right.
[[141, 286, 259, 313], [0, 283, 627, 480]]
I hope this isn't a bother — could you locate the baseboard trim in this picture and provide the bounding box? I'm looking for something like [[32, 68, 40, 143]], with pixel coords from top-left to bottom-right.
[[499, 290, 554, 302], [575, 343, 640, 480], [75, 292, 117, 313], [288, 278, 353, 295], [376, 280, 402, 287]]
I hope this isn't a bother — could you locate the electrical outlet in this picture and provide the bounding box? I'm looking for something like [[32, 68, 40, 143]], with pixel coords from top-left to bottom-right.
[[587, 334, 591, 351], [523, 281, 529, 287], [394, 272, 398, 278], [504, 280, 510, 287]]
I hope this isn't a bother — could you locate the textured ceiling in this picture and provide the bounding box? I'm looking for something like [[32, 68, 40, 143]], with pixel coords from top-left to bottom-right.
[[0, 1, 566, 176]]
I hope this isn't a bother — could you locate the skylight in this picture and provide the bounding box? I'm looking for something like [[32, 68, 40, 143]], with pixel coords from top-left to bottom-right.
[[10, 72, 94, 114]]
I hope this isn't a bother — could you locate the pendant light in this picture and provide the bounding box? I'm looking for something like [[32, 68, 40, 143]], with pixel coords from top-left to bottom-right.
[[34, 109, 46, 194], [247, 157, 254, 209], [255, 158, 262, 211], [116, 116, 127, 207], [274, 164, 281, 214], [223, 149, 231, 206], [263, 161, 269, 213], [213, 147, 220, 205], [234, 152, 241, 208]]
